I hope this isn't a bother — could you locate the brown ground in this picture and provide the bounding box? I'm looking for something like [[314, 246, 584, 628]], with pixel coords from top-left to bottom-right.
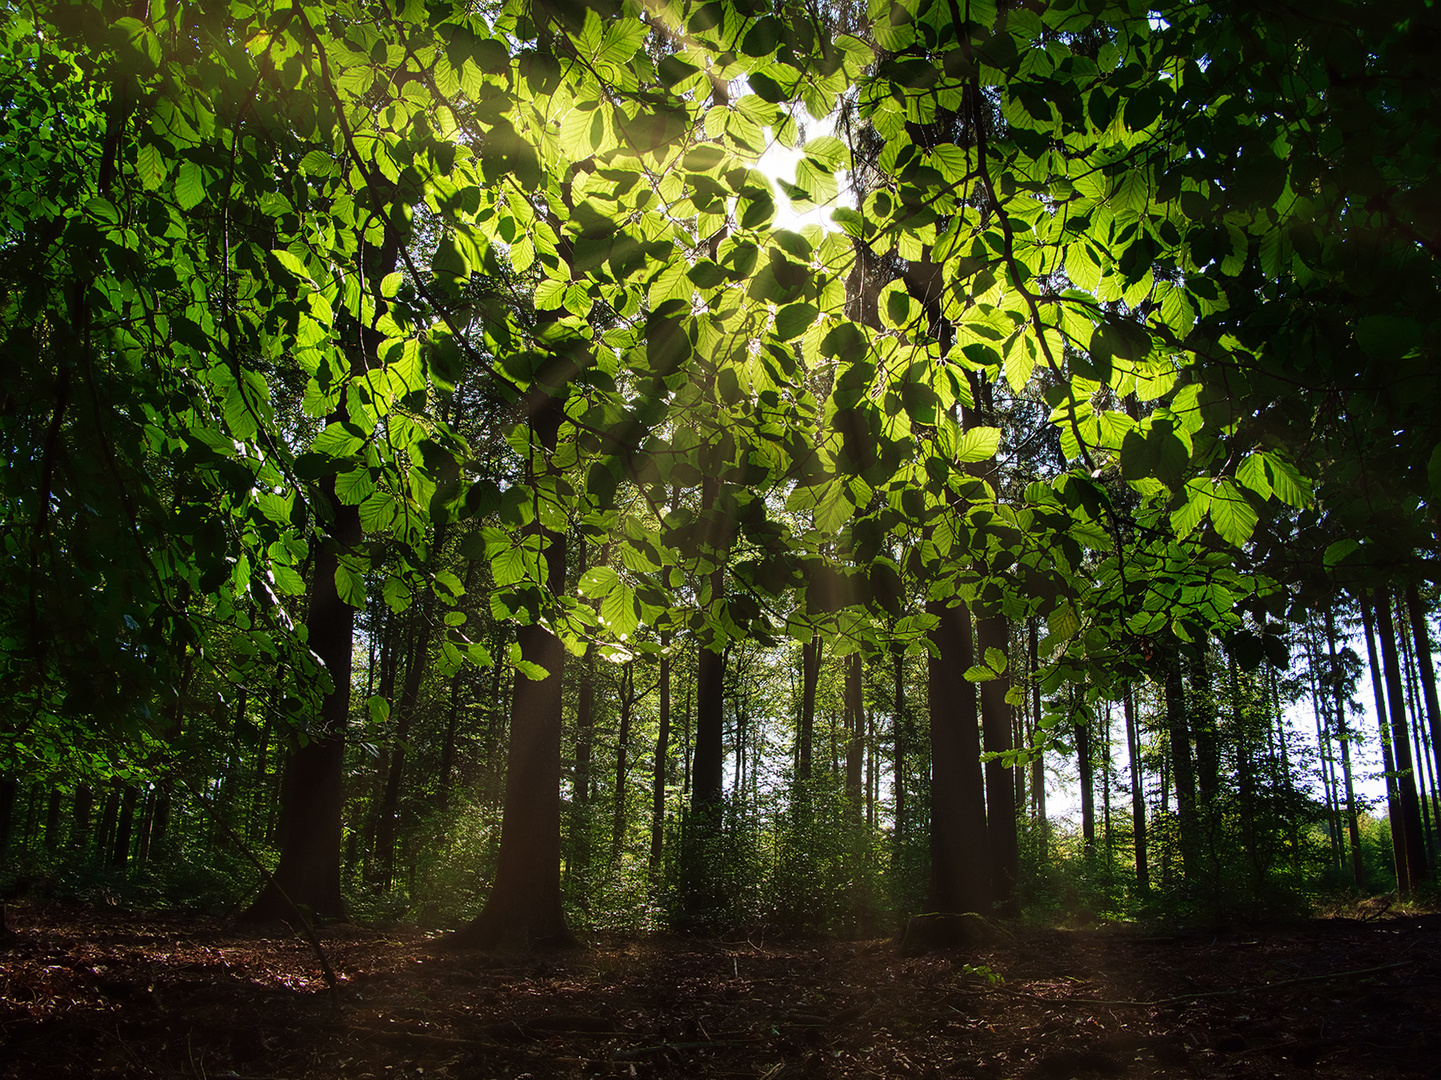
[[0, 902, 1436, 1079]]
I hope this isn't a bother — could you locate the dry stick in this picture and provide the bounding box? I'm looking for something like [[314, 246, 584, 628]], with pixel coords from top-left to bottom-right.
[[169, 774, 340, 1006], [981, 960, 1412, 1009]]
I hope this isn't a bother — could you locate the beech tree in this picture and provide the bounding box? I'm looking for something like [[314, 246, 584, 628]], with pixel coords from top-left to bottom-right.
[[4, 0, 1440, 932]]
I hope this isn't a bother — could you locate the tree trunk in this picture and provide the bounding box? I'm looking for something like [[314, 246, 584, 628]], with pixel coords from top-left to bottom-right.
[[844, 652, 864, 819], [376, 581, 439, 891], [110, 786, 136, 870], [1360, 592, 1412, 893], [650, 634, 671, 874], [926, 599, 991, 918], [452, 364, 573, 948], [44, 789, 61, 850], [1304, 624, 1344, 869], [1077, 705, 1095, 851], [975, 612, 1017, 914], [1123, 682, 1148, 889], [1029, 620, 1047, 861], [0, 778, 15, 857], [95, 786, 119, 864], [1374, 589, 1431, 886], [1190, 653, 1219, 804], [797, 636, 820, 786], [1164, 651, 1200, 882], [1404, 584, 1441, 849], [1325, 602, 1364, 888], [241, 470, 360, 921], [892, 650, 906, 865], [612, 661, 636, 861]]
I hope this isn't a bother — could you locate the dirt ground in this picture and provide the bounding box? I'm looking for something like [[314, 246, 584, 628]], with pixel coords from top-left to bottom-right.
[[0, 902, 1436, 1079]]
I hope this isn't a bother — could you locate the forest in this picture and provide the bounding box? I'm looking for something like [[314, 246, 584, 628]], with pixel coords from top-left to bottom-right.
[[1, 0, 1440, 1075]]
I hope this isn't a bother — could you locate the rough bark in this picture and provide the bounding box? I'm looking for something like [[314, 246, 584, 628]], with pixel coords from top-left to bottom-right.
[[926, 600, 991, 920]]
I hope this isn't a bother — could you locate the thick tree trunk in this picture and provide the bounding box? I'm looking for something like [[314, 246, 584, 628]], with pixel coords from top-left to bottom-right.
[[1164, 651, 1200, 882], [453, 363, 573, 948], [241, 471, 360, 922], [452, 620, 569, 948], [926, 599, 991, 919], [976, 613, 1018, 915]]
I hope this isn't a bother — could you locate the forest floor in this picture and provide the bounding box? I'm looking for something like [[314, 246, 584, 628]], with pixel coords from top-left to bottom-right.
[[0, 901, 1436, 1080]]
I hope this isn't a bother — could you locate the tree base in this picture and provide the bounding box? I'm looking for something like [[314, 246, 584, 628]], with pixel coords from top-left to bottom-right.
[[442, 906, 577, 953], [895, 912, 993, 955]]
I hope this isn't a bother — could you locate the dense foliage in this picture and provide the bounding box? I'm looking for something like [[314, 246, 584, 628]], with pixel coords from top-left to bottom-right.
[[2, 0, 1439, 933]]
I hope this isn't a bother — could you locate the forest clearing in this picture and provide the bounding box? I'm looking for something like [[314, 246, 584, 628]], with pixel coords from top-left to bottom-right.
[[2, 902, 1437, 1080]]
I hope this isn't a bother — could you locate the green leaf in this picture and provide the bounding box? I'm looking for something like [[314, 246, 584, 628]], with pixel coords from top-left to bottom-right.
[[774, 302, 818, 341], [383, 575, 413, 613], [136, 143, 166, 190], [85, 196, 119, 224], [435, 569, 465, 598], [271, 248, 311, 281], [1047, 602, 1079, 640], [1209, 479, 1257, 547], [1324, 539, 1360, 568], [1120, 419, 1188, 487], [600, 580, 640, 638], [955, 427, 1000, 463], [176, 161, 206, 210], [580, 565, 619, 598], [514, 657, 550, 681], [1170, 477, 1212, 537], [334, 562, 366, 608], [271, 563, 306, 596]]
